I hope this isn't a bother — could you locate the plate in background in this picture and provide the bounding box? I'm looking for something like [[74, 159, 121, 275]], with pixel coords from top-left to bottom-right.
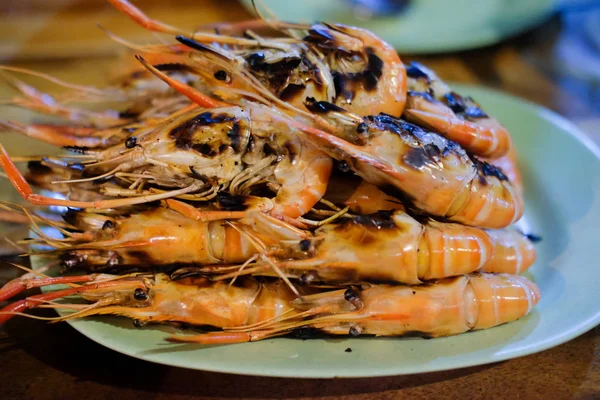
[[238, 0, 557, 53], [28, 84, 600, 378]]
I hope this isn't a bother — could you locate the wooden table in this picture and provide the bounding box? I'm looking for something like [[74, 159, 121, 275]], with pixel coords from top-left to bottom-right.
[[0, 1, 599, 399]]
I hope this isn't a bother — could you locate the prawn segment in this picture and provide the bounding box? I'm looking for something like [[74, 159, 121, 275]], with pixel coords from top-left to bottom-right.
[[447, 159, 524, 228], [469, 273, 540, 329], [404, 62, 511, 158], [481, 229, 537, 274]]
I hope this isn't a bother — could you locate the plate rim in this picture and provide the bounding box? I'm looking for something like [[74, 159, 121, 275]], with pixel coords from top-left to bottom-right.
[[39, 84, 600, 378]]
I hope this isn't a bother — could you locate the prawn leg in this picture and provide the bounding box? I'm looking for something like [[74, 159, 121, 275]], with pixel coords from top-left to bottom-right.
[[1, 121, 102, 148], [164, 198, 246, 221], [0, 274, 100, 303], [0, 144, 201, 209], [134, 55, 229, 108]]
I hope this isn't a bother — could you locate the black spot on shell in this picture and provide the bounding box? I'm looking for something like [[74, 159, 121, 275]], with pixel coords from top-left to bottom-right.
[[60, 252, 88, 270], [154, 63, 195, 73], [403, 144, 442, 171], [524, 233, 542, 243], [62, 146, 90, 154], [406, 62, 431, 80], [291, 327, 325, 340], [472, 157, 509, 182], [27, 161, 52, 174], [304, 97, 346, 113], [118, 110, 138, 119], [217, 192, 247, 211], [353, 210, 396, 229], [278, 84, 305, 102], [407, 90, 436, 103], [245, 53, 301, 76], [227, 122, 241, 151], [169, 112, 235, 154]]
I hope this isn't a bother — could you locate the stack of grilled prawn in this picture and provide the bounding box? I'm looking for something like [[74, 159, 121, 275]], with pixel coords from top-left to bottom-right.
[[0, 0, 540, 344]]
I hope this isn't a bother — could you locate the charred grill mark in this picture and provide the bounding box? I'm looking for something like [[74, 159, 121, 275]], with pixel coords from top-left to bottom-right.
[[245, 53, 302, 76], [128, 250, 155, 265], [304, 97, 346, 114], [60, 252, 89, 270], [406, 62, 431, 80], [291, 326, 326, 340], [62, 145, 90, 154], [364, 47, 383, 90], [170, 267, 205, 281], [366, 115, 465, 162], [303, 26, 336, 47], [278, 83, 305, 102], [27, 160, 52, 174], [332, 52, 384, 102], [352, 210, 396, 229], [404, 144, 443, 171], [154, 63, 195, 73], [217, 192, 248, 211], [443, 92, 488, 120], [471, 157, 508, 183], [227, 122, 241, 151], [407, 90, 436, 103], [169, 112, 236, 155], [61, 209, 80, 227], [283, 141, 298, 163], [333, 72, 354, 104], [118, 110, 139, 119], [524, 233, 542, 243]]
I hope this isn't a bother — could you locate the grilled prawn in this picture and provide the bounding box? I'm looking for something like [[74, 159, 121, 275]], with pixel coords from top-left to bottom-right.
[[0, 272, 540, 343], [282, 111, 523, 229], [106, 0, 407, 118], [0, 105, 332, 220], [200, 210, 494, 285]]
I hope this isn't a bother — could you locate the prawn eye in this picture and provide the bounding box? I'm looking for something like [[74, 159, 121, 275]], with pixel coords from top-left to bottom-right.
[[125, 136, 137, 148], [299, 239, 311, 252], [134, 288, 149, 301], [214, 70, 229, 81], [102, 220, 114, 230], [356, 122, 368, 134]]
